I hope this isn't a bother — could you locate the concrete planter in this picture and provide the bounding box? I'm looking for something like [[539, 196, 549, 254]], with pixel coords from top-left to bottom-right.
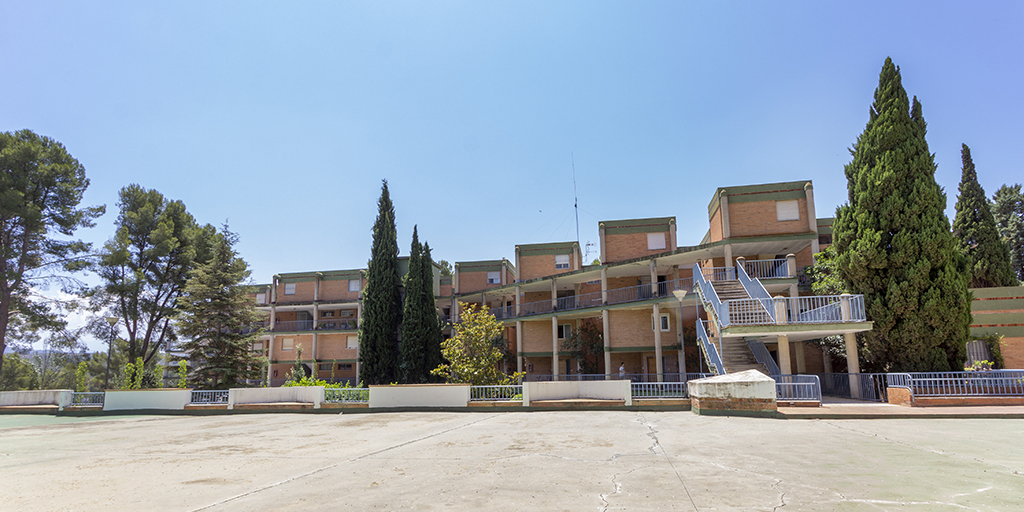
[[368, 384, 471, 408], [103, 389, 192, 411], [0, 390, 73, 410], [229, 386, 323, 409], [523, 381, 631, 406]]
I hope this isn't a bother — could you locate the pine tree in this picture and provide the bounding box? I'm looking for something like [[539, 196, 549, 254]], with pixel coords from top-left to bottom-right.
[[358, 180, 402, 385], [177, 228, 264, 389], [952, 144, 1017, 288], [832, 58, 972, 372], [991, 184, 1024, 282], [399, 226, 427, 383]]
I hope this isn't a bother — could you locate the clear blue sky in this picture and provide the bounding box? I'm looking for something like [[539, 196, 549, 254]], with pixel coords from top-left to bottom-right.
[[3, 2, 1023, 349]]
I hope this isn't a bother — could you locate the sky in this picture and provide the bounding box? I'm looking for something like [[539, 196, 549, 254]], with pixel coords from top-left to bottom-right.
[[3, 2, 1023, 351]]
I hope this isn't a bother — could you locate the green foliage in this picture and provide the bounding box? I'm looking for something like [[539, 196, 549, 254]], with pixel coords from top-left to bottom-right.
[[561, 318, 604, 375], [177, 360, 188, 389], [285, 343, 307, 385], [359, 180, 402, 385], [832, 58, 972, 372], [399, 228, 444, 383], [431, 302, 524, 385], [991, 184, 1024, 283], [952, 144, 1016, 288], [964, 360, 994, 372], [0, 130, 104, 382], [119, 357, 146, 390], [177, 228, 264, 390], [94, 184, 217, 366], [0, 353, 36, 391], [283, 376, 363, 389], [972, 333, 1005, 369], [75, 361, 88, 392], [435, 259, 453, 277]]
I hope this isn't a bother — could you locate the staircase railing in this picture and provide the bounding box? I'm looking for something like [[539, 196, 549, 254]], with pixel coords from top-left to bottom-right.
[[695, 320, 725, 375], [746, 338, 781, 375], [693, 264, 729, 326], [735, 263, 775, 323]]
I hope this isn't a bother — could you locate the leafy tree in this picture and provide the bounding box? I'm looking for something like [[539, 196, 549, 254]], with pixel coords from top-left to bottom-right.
[[832, 58, 972, 372], [94, 185, 216, 370], [0, 352, 35, 390], [359, 180, 402, 385], [0, 130, 104, 380], [561, 318, 603, 374], [176, 228, 264, 389], [991, 184, 1024, 282], [952, 144, 1016, 287], [804, 246, 855, 364], [431, 302, 523, 385], [435, 259, 453, 277]]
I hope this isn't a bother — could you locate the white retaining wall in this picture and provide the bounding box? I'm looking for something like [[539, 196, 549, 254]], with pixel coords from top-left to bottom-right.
[[103, 389, 192, 411], [0, 390, 73, 409], [230, 387, 323, 408], [523, 381, 632, 406], [368, 384, 471, 408]]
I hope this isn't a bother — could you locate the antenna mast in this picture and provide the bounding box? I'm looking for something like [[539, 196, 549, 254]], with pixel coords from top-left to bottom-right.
[[572, 152, 580, 244]]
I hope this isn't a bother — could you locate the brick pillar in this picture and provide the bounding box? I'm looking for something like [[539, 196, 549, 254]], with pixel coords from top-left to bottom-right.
[[654, 303, 663, 382], [602, 310, 611, 380]]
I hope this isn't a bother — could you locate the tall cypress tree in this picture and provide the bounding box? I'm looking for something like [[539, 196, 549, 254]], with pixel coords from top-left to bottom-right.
[[991, 184, 1024, 282], [833, 58, 972, 372], [359, 180, 402, 385], [420, 242, 444, 380], [952, 144, 1017, 288], [399, 226, 427, 383]]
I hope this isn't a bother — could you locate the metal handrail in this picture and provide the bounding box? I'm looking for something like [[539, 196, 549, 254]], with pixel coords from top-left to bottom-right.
[[906, 370, 1024, 397], [773, 374, 821, 401], [735, 264, 775, 322], [744, 259, 790, 279], [190, 390, 229, 404], [324, 388, 369, 402], [693, 264, 727, 326], [71, 392, 105, 406], [470, 385, 522, 401], [695, 320, 725, 375], [746, 339, 781, 375], [631, 381, 689, 398]]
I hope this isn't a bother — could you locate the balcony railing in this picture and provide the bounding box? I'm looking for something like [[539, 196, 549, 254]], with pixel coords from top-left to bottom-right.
[[696, 320, 725, 375], [261, 320, 358, 332], [190, 390, 229, 404], [744, 259, 790, 279], [71, 392, 105, 407], [774, 374, 821, 402], [488, 277, 695, 321]]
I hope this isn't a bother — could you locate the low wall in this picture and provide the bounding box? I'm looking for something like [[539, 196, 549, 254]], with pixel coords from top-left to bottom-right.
[[688, 370, 777, 417], [368, 384, 470, 408], [103, 389, 191, 411], [230, 387, 323, 408], [0, 390, 72, 409], [523, 381, 631, 406]]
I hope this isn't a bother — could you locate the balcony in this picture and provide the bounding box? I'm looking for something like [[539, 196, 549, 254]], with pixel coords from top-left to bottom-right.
[[487, 277, 695, 321], [260, 320, 358, 332]]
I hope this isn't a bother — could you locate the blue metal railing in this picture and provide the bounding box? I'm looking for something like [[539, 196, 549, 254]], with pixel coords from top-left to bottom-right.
[[695, 320, 725, 375], [190, 390, 229, 404], [71, 392, 105, 406], [736, 264, 775, 322], [470, 385, 522, 401], [774, 374, 821, 402], [746, 339, 781, 375], [486, 277, 694, 321], [817, 373, 890, 402], [905, 371, 1024, 397], [744, 259, 790, 279], [693, 264, 728, 326]]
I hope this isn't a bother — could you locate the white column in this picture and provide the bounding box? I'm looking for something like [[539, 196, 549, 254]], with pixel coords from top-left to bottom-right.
[[720, 192, 731, 239], [601, 268, 608, 304], [677, 300, 685, 375], [845, 332, 861, 398], [724, 244, 733, 275], [515, 285, 521, 316], [602, 310, 611, 380], [266, 335, 275, 385], [551, 279, 557, 310], [805, 182, 820, 261], [777, 335, 792, 374], [650, 259, 658, 297], [653, 303, 663, 382], [551, 316, 560, 378], [516, 321, 523, 373]]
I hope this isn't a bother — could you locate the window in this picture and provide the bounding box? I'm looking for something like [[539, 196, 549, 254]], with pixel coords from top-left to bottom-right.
[[318, 363, 333, 372], [282, 338, 294, 351], [284, 283, 296, 295], [255, 293, 266, 304], [337, 363, 353, 371], [557, 323, 572, 339], [347, 335, 359, 349], [487, 271, 500, 284], [321, 310, 335, 318], [251, 342, 264, 351], [647, 232, 667, 250], [776, 200, 800, 221], [555, 254, 570, 269], [348, 279, 360, 292], [651, 314, 670, 332]]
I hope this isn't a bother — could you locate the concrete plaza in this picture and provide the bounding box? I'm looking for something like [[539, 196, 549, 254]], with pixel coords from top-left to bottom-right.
[[2, 411, 1022, 511]]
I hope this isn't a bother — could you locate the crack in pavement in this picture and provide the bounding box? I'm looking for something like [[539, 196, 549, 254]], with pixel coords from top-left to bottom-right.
[[188, 414, 499, 511], [637, 413, 700, 512], [769, 478, 786, 511]]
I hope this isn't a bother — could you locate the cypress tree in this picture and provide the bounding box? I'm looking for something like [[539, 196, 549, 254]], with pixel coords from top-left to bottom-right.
[[991, 184, 1024, 282], [833, 58, 972, 372], [399, 226, 427, 383], [420, 242, 444, 379], [952, 144, 1017, 288], [359, 180, 402, 385]]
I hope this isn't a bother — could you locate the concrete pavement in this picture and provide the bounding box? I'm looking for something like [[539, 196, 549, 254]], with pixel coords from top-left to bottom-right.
[[2, 411, 1022, 511]]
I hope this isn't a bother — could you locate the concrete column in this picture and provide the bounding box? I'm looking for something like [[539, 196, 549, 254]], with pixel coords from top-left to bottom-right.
[[840, 293, 852, 322], [515, 246, 521, 283], [450, 297, 458, 323], [822, 349, 833, 374], [789, 284, 799, 298], [844, 332, 861, 398], [599, 224, 606, 264], [312, 333, 318, 377], [653, 303, 664, 382], [601, 268, 608, 304], [805, 182, 820, 262], [650, 259, 658, 297], [501, 258, 508, 285], [271, 275, 279, 303], [735, 256, 746, 277], [774, 296, 788, 324], [516, 321, 523, 373], [724, 244, 734, 275], [794, 341, 806, 374], [720, 191, 731, 239], [602, 310, 611, 380], [270, 276, 279, 331], [669, 219, 677, 250], [270, 305, 277, 330], [313, 304, 319, 329], [515, 285, 522, 316], [551, 316, 560, 379], [786, 253, 797, 278], [677, 299, 686, 374], [777, 335, 792, 374], [314, 275, 320, 302], [266, 335, 275, 384], [453, 264, 460, 294], [356, 302, 363, 329], [550, 279, 557, 310]]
